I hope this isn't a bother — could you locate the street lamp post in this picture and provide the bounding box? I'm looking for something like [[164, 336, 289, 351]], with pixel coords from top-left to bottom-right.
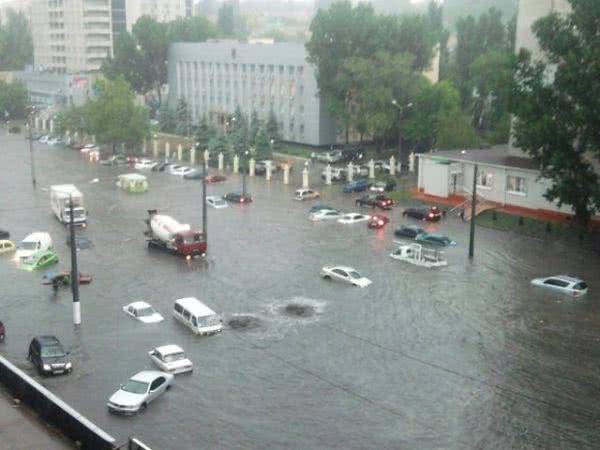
[[468, 164, 478, 259], [68, 195, 81, 325], [198, 143, 208, 243], [26, 109, 37, 188], [242, 149, 249, 196]]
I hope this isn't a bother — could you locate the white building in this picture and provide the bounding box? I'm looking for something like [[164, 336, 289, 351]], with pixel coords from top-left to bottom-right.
[[125, 0, 192, 31]]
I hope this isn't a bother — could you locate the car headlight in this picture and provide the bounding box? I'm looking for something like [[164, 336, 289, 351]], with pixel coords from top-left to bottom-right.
[[43, 364, 51, 371], [65, 362, 72, 369]]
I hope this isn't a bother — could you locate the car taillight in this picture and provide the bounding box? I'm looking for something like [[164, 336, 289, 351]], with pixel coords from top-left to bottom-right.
[[428, 213, 434, 218], [378, 220, 384, 226], [240, 198, 244, 203]]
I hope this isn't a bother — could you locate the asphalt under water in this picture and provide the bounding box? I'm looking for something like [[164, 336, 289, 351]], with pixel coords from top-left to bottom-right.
[[1, 133, 600, 449]]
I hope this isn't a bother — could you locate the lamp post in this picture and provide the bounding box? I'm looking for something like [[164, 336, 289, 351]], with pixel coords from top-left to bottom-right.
[[468, 164, 478, 259], [197, 143, 208, 243], [242, 149, 249, 196], [68, 195, 81, 325], [391, 99, 413, 165], [26, 108, 37, 188]]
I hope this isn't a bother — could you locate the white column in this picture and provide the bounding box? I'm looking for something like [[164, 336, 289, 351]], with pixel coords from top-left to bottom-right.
[[390, 155, 397, 176], [283, 163, 290, 185], [266, 160, 272, 181], [218, 152, 224, 171], [408, 152, 415, 173], [34, 117, 40, 129], [49, 120, 54, 133], [325, 164, 332, 185], [203, 149, 210, 168], [142, 139, 147, 154], [347, 162, 354, 182], [165, 142, 171, 159], [121, 143, 126, 152], [190, 148, 196, 165], [177, 144, 183, 161], [417, 156, 423, 190], [368, 159, 375, 179], [65, 129, 70, 138], [249, 158, 256, 177], [74, 131, 79, 142], [233, 154, 239, 173], [92, 135, 96, 144], [302, 166, 309, 189], [153, 139, 159, 158]]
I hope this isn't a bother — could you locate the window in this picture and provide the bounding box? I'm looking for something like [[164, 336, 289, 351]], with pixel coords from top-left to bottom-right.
[[476, 169, 493, 188], [150, 377, 165, 391], [506, 175, 527, 194], [544, 279, 569, 288]]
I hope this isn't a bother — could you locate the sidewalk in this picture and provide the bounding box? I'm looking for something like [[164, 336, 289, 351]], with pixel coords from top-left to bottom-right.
[[0, 386, 74, 450]]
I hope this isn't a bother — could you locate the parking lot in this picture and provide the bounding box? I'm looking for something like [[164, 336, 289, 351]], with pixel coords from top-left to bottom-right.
[[1, 132, 600, 449]]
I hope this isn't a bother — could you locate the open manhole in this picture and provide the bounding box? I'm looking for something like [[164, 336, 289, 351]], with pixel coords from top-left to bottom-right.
[[227, 315, 262, 331], [281, 302, 316, 318]]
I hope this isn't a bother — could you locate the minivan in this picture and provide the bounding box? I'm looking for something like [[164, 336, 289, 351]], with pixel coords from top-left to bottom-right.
[[173, 297, 222, 335], [16, 232, 53, 261], [28, 335, 72, 375]]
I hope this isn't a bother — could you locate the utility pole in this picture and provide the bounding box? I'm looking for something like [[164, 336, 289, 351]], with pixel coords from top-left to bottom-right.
[[242, 150, 248, 197], [69, 196, 81, 325], [27, 111, 37, 188], [468, 164, 478, 259], [202, 162, 207, 243]]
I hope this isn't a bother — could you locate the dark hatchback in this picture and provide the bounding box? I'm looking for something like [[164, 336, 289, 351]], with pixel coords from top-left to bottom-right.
[[355, 194, 394, 210], [28, 335, 72, 376], [402, 206, 444, 221], [223, 192, 253, 203], [394, 225, 425, 239]]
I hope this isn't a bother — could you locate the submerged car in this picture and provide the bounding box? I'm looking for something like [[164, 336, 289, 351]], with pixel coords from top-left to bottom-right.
[[21, 250, 59, 271], [206, 196, 229, 209], [0, 240, 16, 254], [343, 179, 369, 193], [183, 168, 205, 180], [369, 180, 397, 193], [337, 213, 371, 224], [28, 335, 72, 376], [309, 209, 341, 221], [309, 204, 334, 214], [148, 345, 193, 374], [205, 174, 227, 183], [107, 370, 174, 414], [355, 194, 393, 210], [394, 225, 424, 239], [321, 265, 372, 288], [367, 215, 390, 229], [169, 165, 193, 176], [134, 158, 157, 170], [531, 275, 588, 297], [100, 154, 129, 166], [402, 206, 443, 221], [42, 271, 92, 287], [0, 228, 9, 239], [294, 189, 320, 201], [415, 232, 456, 247], [223, 192, 253, 203], [122, 301, 164, 323]]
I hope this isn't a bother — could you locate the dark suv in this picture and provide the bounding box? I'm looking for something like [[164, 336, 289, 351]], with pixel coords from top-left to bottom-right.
[[355, 194, 394, 210], [28, 336, 72, 376]]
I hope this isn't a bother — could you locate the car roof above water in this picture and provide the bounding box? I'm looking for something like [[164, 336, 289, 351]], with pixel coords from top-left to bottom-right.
[[174, 297, 217, 317], [131, 370, 167, 383], [155, 345, 184, 356]]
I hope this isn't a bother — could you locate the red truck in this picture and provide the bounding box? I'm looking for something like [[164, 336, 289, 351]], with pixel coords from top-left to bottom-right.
[[144, 210, 206, 257]]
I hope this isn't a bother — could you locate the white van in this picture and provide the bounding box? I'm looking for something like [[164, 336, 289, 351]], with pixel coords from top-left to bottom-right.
[[16, 232, 53, 261], [173, 297, 222, 335]]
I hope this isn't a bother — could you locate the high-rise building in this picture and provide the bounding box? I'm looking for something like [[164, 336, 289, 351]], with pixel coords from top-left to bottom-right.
[[30, 0, 114, 73], [168, 40, 337, 146], [125, 0, 191, 31]]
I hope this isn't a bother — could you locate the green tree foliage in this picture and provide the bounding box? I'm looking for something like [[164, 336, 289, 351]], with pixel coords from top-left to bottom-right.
[[174, 98, 192, 136], [85, 77, 149, 152], [512, 0, 600, 225], [158, 103, 176, 133], [195, 115, 216, 151], [230, 106, 249, 154], [0, 9, 33, 70], [101, 32, 151, 95], [55, 106, 89, 136], [217, 2, 235, 36], [167, 16, 217, 42], [253, 128, 271, 160], [248, 110, 260, 146], [208, 132, 233, 161], [265, 110, 281, 151], [0, 80, 28, 119], [132, 16, 169, 104]]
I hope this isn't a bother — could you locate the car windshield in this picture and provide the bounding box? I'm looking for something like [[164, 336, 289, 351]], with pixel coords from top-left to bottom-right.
[[163, 352, 185, 363], [121, 380, 149, 394], [214, 200, 226, 206], [348, 271, 362, 279], [574, 282, 588, 290], [199, 315, 221, 327], [137, 307, 155, 317], [19, 241, 37, 250], [41, 345, 65, 358]]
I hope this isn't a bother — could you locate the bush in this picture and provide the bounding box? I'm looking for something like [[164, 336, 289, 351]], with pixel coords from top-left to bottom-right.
[[8, 125, 21, 133]]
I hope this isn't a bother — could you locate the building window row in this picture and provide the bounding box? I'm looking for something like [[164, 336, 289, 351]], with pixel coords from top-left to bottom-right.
[[476, 170, 528, 195]]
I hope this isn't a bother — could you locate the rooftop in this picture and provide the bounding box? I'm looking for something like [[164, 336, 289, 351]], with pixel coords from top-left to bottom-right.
[[421, 146, 541, 171]]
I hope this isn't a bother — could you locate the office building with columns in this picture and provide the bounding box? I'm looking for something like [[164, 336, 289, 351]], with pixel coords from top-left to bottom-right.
[[167, 40, 337, 147]]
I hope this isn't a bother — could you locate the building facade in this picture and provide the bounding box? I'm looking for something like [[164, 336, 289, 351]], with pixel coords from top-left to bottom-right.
[[125, 0, 192, 31], [30, 0, 114, 73], [168, 40, 337, 146], [15, 70, 96, 107]]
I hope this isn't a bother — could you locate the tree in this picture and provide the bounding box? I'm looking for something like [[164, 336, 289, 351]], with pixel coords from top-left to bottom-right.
[[132, 16, 169, 104], [208, 132, 233, 162], [101, 32, 151, 95], [217, 2, 235, 36], [195, 115, 216, 151], [158, 103, 176, 133], [167, 16, 217, 42], [512, 0, 600, 225], [85, 77, 149, 152], [230, 106, 248, 154], [55, 106, 89, 136], [0, 80, 28, 119], [253, 128, 271, 160], [248, 110, 260, 146], [265, 110, 281, 151], [174, 98, 192, 136], [0, 9, 33, 70]]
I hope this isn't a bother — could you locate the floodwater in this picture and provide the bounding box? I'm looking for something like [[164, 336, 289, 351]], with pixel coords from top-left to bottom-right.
[[1, 132, 600, 450]]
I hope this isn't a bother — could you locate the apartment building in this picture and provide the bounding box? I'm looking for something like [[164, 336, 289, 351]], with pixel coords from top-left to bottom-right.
[[30, 0, 114, 73], [168, 40, 337, 146], [125, 0, 192, 31]]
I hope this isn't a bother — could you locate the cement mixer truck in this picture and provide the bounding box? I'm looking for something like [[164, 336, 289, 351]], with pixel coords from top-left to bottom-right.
[[144, 210, 206, 257]]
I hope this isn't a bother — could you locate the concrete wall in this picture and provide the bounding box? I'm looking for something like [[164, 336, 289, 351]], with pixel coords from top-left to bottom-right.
[[422, 159, 449, 197], [0, 355, 115, 450]]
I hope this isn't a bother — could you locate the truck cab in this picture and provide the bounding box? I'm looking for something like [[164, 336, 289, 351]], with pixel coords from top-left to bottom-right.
[[173, 230, 206, 257]]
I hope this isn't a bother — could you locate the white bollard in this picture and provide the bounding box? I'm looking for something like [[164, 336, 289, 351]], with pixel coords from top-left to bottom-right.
[[368, 159, 375, 179], [73, 301, 81, 326], [233, 154, 239, 173], [203, 149, 210, 169], [165, 142, 170, 159], [49, 120, 54, 133], [218, 152, 224, 171], [121, 143, 126, 152], [92, 135, 96, 144], [409, 152, 415, 173], [153, 139, 159, 158], [283, 164, 290, 185], [347, 162, 354, 182], [302, 167, 309, 189], [65, 130, 70, 138], [266, 160, 272, 181], [177, 144, 183, 161], [325, 164, 332, 185], [142, 139, 147, 154], [34, 117, 40, 130], [390, 155, 397, 176], [249, 158, 256, 177], [190, 148, 196, 165], [74, 131, 79, 142]]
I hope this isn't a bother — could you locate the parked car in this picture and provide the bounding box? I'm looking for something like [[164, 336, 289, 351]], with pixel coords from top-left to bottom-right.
[[415, 232, 456, 247], [38, 135, 50, 144], [255, 160, 280, 175], [42, 271, 92, 287], [321, 167, 346, 182], [223, 192, 253, 203], [16, 232, 53, 261], [316, 150, 343, 164], [21, 250, 59, 271], [321, 265, 372, 288], [205, 174, 227, 183], [340, 148, 365, 163], [343, 179, 369, 193], [355, 194, 393, 210], [309, 204, 334, 214], [183, 169, 205, 180], [0, 321, 5, 342], [394, 225, 424, 239], [338, 213, 371, 224], [402, 206, 443, 221], [28, 335, 72, 376], [148, 345, 193, 374], [80, 144, 97, 154], [107, 370, 174, 414], [294, 189, 320, 201], [0, 228, 9, 239], [368, 215, 390, 229], [309, 209, 341, 221], [369, 180, 397, 193], [100, 154, 129, 166], [134, 158, 157, 170], [152, 160, 175, 172], [531, 275, 588, 297], [122, 301, 164, 323], [169, 165, 193, 176], [206, 196, 229, 209], [0, 240, 16, 254]]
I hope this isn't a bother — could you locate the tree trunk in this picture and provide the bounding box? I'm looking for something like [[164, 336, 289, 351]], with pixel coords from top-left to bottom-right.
[[345, 124, 349, 144]]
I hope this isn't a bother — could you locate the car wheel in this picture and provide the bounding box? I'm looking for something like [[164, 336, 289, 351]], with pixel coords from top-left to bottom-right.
[[322, 275, 331, 280], [140, 402, 147, 411], [166, 385, 172, 391]]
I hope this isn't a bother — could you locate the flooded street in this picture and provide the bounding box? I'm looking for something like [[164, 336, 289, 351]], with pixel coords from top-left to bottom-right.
[[1, 132, 600, 449]]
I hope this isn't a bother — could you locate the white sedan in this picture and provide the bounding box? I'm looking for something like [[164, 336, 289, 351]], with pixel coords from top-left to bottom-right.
[[107, 370, 174, 414], [148, 345, 193, 374], [531, 275, 588, 297], [122, 301, 164, 323], [337, 213, 371, 224], [321, 265, 372, 288], [168, 165, 193, 176], [135, 158, 157, 170], [309, 209, 341, 221], [80, 144, 97, 153], [206, 195, 229, 209]]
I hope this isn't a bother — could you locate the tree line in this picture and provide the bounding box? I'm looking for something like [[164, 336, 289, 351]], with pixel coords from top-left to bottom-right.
[[0, 9, 32, 71]]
